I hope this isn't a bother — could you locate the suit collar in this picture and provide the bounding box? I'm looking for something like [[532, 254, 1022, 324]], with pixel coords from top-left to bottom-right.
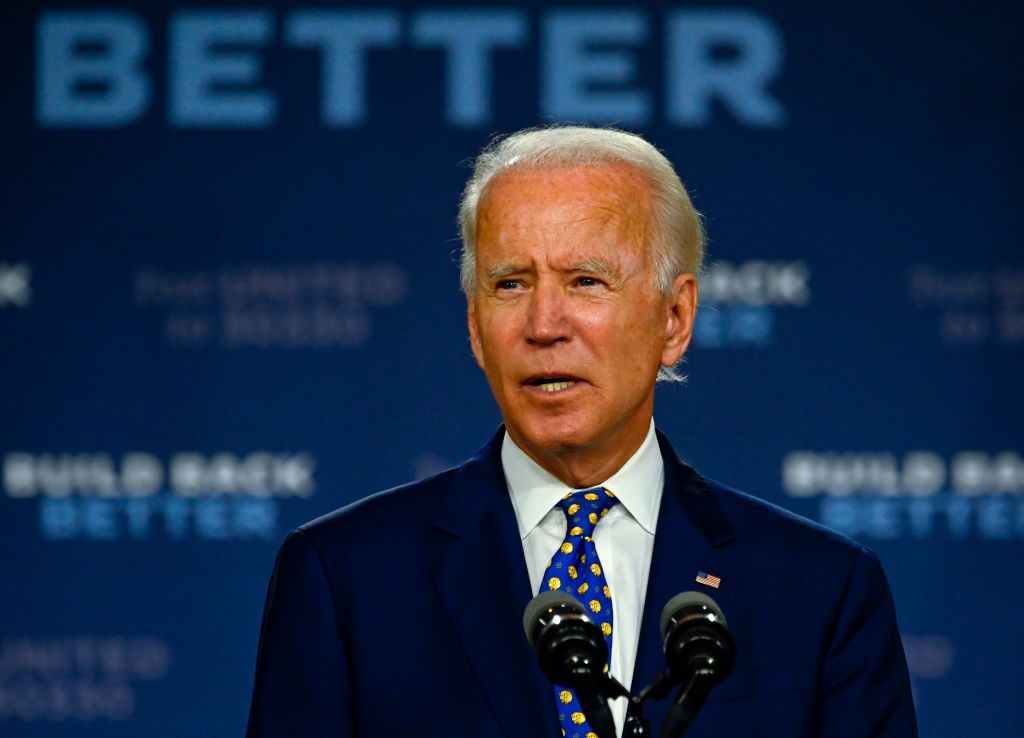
[[432, 426, 736, 543], [630, 430, 743, 726], [429, 428, 558, 738], [502, 420, 664, 539], [429, 427, 742, 735], [654, 428, 737, 548]]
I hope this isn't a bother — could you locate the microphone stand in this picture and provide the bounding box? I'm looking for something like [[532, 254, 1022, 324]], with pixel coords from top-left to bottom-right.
[[553, 664, 712, 738], [622, 695, 652, 737], [621, 670, 675, 737]]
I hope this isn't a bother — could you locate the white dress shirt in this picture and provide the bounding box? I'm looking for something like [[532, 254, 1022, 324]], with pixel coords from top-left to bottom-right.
[[502, 420, 664, 737]]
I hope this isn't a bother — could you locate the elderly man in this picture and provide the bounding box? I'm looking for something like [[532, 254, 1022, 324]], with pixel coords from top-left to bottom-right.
[[246, 126, 917, 738]]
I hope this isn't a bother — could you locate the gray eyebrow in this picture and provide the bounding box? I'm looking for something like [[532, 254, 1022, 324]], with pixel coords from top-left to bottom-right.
[[569, 260, 618, 277], [485, 263, 524, 281]]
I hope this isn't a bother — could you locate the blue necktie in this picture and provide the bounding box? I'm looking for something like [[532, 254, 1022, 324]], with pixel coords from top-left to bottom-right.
[[541, 487, 620, 738]]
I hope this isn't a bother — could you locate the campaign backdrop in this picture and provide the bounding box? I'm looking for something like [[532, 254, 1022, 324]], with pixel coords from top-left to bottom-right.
[[2, 1, 1021, 736]]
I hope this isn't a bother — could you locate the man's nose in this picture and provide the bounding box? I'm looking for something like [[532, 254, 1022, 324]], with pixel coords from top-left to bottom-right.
[[524, 281, 571, 344]]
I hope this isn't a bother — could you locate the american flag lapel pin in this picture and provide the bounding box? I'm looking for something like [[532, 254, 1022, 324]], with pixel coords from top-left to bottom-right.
[[695, 570, 722, 589]]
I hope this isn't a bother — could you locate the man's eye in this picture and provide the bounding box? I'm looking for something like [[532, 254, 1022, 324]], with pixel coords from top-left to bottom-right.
[[496, 279, 521, 290], [575, 276, 602, 287]]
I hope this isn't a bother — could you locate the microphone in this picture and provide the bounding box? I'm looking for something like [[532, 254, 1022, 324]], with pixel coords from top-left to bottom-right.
[[657, 591, 736, 738], [523, 591, 625, 738]]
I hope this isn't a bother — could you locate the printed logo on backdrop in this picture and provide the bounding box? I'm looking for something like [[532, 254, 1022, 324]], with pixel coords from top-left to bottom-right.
[[35, 8, 786, 129], [2, 452, 316, 540], [0, 263, 32, 308], [0, 636, 170, 723], [908, 264, 1024, 347], [782, 450, 1024, 539], [134, 263, 407, 348], [694, 260, 810, 348]]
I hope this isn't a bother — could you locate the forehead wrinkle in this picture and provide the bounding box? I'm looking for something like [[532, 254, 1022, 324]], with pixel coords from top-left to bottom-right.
[[478, 161, 657, 273], [484, 259, 618, 280], [484, 161, 653, 230], [549, 198, 649, 259], [564, 177, 654, 261]]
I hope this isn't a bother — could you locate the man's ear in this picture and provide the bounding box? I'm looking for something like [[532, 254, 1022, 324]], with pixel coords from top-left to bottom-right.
[[467, 297, 486, 370], [661, 272, 699, 367]]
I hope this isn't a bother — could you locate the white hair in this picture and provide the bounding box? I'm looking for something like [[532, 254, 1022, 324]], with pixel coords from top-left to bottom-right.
[[457, 125, 705, 382]]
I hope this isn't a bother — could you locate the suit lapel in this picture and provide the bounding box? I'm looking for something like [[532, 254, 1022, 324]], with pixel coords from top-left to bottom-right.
[[427, 428, 743, 736], [632, 431, 742, 726], [428, 430, 558, 738]]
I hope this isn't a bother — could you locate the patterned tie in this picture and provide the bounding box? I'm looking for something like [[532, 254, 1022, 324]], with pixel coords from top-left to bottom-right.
[[541, 487, 620, 738]]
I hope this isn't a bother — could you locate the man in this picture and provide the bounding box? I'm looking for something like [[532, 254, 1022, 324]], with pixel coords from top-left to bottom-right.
[[246, 126, 917, 738]]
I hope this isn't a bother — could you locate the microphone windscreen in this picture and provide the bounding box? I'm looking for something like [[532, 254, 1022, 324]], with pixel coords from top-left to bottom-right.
[[659, 591, 728, 640], [522, 590, 584, 643]]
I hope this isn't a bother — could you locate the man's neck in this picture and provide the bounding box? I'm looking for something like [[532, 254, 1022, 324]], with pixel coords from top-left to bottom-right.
[[508, 420, 653, 489]]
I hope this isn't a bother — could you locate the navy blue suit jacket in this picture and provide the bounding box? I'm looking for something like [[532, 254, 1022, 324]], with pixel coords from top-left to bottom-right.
[[246, 430, 917, 737]]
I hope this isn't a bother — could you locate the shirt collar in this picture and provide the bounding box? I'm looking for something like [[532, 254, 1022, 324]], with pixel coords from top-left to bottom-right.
[[502, 419, 664, 540]]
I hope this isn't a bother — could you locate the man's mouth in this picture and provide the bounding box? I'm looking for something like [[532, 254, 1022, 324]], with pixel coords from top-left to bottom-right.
[[526, 376, 579, 393]]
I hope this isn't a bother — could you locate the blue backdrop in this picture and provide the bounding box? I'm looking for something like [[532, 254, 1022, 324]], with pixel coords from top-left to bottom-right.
[[2, 2, 1021, 736]]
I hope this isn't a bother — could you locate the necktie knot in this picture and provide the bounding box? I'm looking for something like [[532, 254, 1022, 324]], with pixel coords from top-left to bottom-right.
[[557, 487, 619, 537]]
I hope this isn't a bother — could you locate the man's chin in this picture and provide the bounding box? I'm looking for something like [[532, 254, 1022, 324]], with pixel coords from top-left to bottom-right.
[[508, 418, 596, 458]]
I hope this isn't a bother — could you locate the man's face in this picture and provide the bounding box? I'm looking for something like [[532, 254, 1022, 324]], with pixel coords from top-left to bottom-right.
[[467, 163, 697, 477]]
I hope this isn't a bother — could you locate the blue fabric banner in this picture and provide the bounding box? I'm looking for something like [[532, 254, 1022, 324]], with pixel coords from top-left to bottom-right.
[[2, 2, 1020, 736]]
